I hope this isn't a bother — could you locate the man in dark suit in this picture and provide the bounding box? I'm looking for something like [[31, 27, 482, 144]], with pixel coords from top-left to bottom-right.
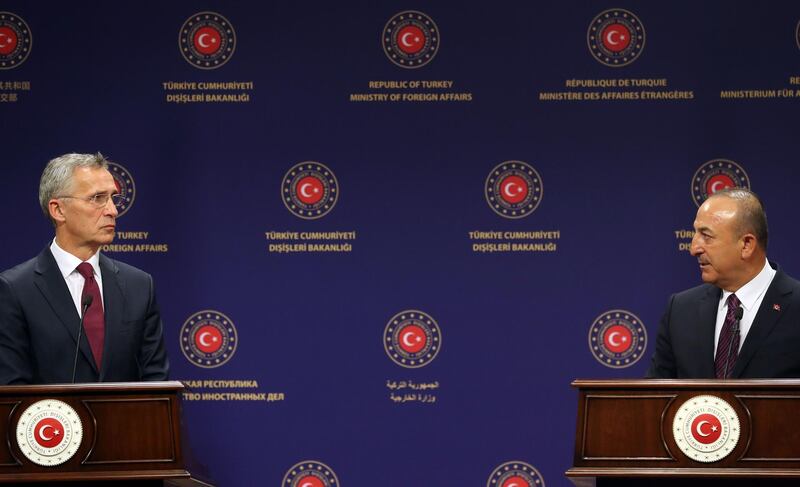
[[0, 153, 168, 384], [647, 188, 800, 379]]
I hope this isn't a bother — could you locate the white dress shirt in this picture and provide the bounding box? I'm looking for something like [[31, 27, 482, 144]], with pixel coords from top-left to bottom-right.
[[714, 260, 776, 356], [49, 238, 105, 316]]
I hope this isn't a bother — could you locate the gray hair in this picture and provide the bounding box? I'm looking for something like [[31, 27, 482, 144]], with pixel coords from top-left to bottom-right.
[[708, 187, 769, 249], [39, 152, 110, 220]]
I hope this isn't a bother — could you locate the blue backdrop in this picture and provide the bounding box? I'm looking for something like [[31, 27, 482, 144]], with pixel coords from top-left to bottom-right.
[[1, 1, 800, 485]]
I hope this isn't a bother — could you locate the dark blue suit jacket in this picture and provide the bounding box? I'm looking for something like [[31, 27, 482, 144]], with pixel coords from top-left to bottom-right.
[[0, 247, 169, 384], [646, 265, 800, 378]]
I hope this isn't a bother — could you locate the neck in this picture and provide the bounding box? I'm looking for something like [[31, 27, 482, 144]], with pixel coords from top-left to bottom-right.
[[54, 234, 99, 262], [724, 256, 767, 293]]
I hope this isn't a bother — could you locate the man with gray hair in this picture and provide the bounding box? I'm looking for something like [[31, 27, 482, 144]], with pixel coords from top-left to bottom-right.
[[647, 188, 800, 378], [0, 153, 168, 384]]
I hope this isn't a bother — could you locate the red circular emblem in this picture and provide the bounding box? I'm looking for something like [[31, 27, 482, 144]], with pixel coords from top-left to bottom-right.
[[180, 310, 238, 368], [397, 324, 427, 354], [502, 476, 531, 487], [193, 26, 222, 55], [485, 161, 544, 219], [499, 175, 529, 204], [194, 324, 223, 354], [282, 162, 339, 219], [0, 12, 32, 69], [487, 462, 545, 487], [690, 159, 750, 207], [587, 9, 645, 67], [396, 25, 425, 54], [384, 310, 442, 368], [601, 24, 631, 52], [690, 413, 722, 444], [178, 11, 236, 69], [603, 324, 633, 354], [382, 11, 439, 69], [0, 26, 17, 55], [295, 175, 325, 205], [588, 310, 647, 368], [705, 174, 735, 195], [33, 418, 64, 449], [296, 476, 324, 487], [282, 461, 339, 487]]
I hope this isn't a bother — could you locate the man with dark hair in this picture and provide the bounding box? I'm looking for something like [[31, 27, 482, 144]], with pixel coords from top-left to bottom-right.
[[647, 188, 800, 378], [0, 153, 169, 384]]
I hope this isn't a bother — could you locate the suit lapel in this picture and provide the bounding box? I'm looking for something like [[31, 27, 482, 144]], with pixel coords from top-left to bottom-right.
[[99, 255, 123, 381], [733, 268, 791, 377], [33, 248, 98, 373], [696, 285, 721, 378]]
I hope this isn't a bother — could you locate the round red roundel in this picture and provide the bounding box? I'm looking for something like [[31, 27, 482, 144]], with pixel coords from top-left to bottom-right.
[[396, 25, 425, 54], [705, 174, 735, 195], [601, 24, 632, 52], [295, 175, 324, 205], [603, 324, 633, 354], [499, 175, 529, 204], [180, 310, 238, 368], [0, 26, 18, 55], [690, 413, 723, 444], [587, 8, 645, 67], [194, 324, 223, 353], [193, 26, 222, 55], [397, 324, 427, 353], [33, 417, 64, 449], [502, 476, 531, 487], [296, 476, 324, 487], [690, 159, 750, 207]]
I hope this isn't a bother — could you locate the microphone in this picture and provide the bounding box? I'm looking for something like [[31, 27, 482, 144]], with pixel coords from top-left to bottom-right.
[[722, 306, 744, 379], [71, 294, 93, 383]]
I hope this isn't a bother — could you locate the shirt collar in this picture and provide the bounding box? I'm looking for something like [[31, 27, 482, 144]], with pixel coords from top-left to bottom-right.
[[50, 238, 101, 279], [720, 260, 775, 311]]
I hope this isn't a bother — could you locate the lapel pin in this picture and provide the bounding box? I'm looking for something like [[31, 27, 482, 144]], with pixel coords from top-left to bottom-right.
[[773, 304, 781, 311]]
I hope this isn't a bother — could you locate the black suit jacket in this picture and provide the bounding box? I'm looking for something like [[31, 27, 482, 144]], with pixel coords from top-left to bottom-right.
[[647, 264, 800, 378], [0, 247, 169, 384]]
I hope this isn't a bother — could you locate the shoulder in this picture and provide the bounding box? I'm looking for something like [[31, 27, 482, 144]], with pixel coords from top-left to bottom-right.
[[0, 256, 37, 283], [671, 283, 717, 303], [100, 254, 153, 285]]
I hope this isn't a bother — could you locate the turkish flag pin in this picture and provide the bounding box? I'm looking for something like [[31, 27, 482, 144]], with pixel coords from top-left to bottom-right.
[[773, 304, 781, 311]]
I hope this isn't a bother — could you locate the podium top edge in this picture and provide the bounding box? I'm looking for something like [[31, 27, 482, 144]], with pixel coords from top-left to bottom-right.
[[0, 380, 185, 395], [571, 378, 800, 389]]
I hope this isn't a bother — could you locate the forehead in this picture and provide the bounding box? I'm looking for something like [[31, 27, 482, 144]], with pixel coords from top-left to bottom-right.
[[70, 166, 116, 191], [694, 197, 738, 230]]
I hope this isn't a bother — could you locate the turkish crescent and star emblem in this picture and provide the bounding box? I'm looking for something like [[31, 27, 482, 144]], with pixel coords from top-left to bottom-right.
[[282, 162, 339, 219], [673, 395, 740, 462], [485, 161, 543, 219], [16, 400, 83, 466], [0, 12, 32, 69], [180, 310, 238, 368], [487, 461, 545, 487], [178, 11, 236, 69], [107, 162, 136, 217], [691, 159, 750, 207], [587, 9, 645, 67], [282, 460, 339, 487], [588, 309, 647, 368], [382, 11, 439, 68], [384, 310, 441, 368]]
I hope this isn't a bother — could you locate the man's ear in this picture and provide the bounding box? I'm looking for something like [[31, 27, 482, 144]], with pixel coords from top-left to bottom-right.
[[48, 199, 66, 224], [740, 233, 757, 259]]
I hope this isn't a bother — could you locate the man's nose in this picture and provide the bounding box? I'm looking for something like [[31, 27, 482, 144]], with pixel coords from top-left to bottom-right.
[[104, 197, 118, 217], [689, 234, 701, 256]]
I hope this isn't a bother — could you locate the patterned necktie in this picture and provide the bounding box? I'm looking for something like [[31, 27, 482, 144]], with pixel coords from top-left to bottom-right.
[[76, 262, 104, 369], [714, 293, 742, 379]]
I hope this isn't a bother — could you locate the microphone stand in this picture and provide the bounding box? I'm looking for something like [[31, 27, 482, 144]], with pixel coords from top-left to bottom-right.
[[72, 295, 93, 383]]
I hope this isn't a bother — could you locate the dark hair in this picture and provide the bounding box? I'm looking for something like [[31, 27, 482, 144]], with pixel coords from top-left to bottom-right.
[[709, 188, 768, 249]]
